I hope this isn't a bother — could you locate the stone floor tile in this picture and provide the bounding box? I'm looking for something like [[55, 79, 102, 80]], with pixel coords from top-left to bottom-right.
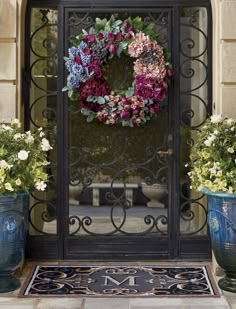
[[228, 300, 236, 309], [35, 298, 84, 309], [0, 305, 37, 309], [179, 296, 230, 307], [0, 297, 39, 309], [84, 298, 129, 309], [129, 297, 231, 308], [129, 298, 183, 307], [130, 307, 183, 309]]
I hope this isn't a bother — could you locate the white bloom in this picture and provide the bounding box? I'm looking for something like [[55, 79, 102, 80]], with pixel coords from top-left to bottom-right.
[[204, 134, 216, 146], [226, 118, 234, 124], [41, 138, 52, 151], [11, 119, 21, 128], [0, 160, 12, 170], [39, 131, 45, 137], [210, 115, 223, 123], [25, 135, 34, 144], [35, 181, 47, 191], [5, 182, 14, 191], [14, 133, 22, 140], [15, 178, 22, 186], [17, 150, 29, 160], [1, 124, 12, 131]]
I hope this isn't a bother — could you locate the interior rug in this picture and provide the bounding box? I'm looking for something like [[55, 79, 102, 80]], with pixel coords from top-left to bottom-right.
[[20, 265, 219, 297]]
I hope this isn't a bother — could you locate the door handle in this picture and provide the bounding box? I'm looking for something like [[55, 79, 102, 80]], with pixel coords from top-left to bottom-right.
[[157, 149, 173, 156]]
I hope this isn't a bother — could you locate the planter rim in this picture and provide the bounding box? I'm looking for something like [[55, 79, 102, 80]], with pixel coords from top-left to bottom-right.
[[201, 188, 236, 198]]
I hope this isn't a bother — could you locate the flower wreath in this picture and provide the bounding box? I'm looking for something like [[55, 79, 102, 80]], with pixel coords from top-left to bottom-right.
[[63, 16, 173, 127]]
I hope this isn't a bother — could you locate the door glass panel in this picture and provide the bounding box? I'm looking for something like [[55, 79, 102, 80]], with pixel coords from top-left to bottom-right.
[[179, 7, 209, 235], [67, 12, 171, 237], [29, 8, 58, 235]]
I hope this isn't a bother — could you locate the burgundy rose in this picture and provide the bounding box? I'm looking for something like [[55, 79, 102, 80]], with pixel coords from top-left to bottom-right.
[[167, 69, 173, 77], [124, 105, 132, 112], [97, 33, 104, 40], [162, 81, 168, 89], [83, 34, 96, 43], [83, 47, 91, 55], [125, 33, 132, 39], [115, 32, 123, 42], [74, 56, 82, 64], [122, 22, 130, 31], [107, 32, 115, 41], [149, 107, 156, 114], [107, 44, 118, 54], [128, 26, 135, 32], [120, 111, 130, 120]]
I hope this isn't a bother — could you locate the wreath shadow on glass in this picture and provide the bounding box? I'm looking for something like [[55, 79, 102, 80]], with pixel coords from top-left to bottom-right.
[[63, 15, 173, 127]]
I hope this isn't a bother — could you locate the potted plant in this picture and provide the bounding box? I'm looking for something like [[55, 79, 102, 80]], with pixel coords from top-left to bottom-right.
[[189, 115, 236, 293], [0, 119, 52, 293]]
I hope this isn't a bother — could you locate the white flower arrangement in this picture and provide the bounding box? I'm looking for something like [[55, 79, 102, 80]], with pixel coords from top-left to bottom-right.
[[189, 115, 236, 194], [0, 119, 52, 195]]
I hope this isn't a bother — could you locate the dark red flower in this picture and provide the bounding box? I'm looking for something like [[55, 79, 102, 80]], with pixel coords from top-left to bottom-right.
[[97, 33, 104, 40], [87, 59, 103, 77], [74, 56, 82, 64], [134, 75, 167, 102], [115, 32, 123, 42], [125, 33, 132, 39], [167, 69, 173, 77], [107, 32, 115, 41], [83, 34, 96, 43], [122, 22, 130, 31], [83, 48, 91, 55], [107, 44, 118, 54], [79, 77, 110, 112], [120, 111, 130, 120]]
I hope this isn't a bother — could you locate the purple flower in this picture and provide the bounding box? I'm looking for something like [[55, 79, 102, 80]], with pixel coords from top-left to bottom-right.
[[71, 63, 83, 75], [65, 59, 74, 73], [134, 75, 167, 102], [69, 47, 80, 58], [67, 73, 80, 89]]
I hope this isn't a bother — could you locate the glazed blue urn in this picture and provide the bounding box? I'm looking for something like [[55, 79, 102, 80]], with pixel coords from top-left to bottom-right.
[[202, 189, 236, 293], [0, 192, 29, 293]]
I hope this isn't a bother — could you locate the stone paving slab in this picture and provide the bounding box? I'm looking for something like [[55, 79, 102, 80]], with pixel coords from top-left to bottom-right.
[[83, 298, 129, 309]]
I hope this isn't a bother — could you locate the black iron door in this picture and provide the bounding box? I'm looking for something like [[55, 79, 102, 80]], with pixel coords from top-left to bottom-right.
[[25, 0, 212, 260]]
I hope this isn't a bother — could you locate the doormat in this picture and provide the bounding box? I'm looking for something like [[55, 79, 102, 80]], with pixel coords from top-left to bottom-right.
[[20, 265, 219, 297]]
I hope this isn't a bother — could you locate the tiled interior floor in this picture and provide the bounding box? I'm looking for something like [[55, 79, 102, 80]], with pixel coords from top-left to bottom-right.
[[0, 261, 235, 309]]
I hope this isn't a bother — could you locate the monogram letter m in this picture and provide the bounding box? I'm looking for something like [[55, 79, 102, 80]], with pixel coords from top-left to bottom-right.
[[102, 275, 138, 286]]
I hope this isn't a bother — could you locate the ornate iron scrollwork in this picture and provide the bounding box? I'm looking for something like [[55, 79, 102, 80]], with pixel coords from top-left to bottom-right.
[[180, 8, 209, 235], [28, 8, 58, 235]]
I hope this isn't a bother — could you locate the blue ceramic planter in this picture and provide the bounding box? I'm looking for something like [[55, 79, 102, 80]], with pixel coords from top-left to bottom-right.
[[202, 189, 236, 293], [0, 193, 29, 293]]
